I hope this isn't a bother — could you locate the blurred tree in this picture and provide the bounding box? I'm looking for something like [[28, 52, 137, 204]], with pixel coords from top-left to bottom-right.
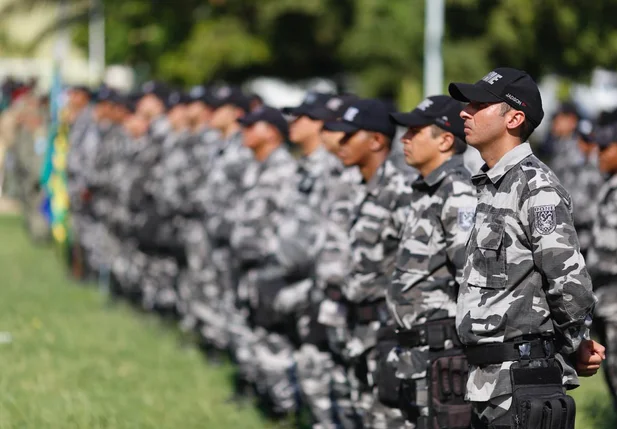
[[339, 0, 492, 107], [3, 0, 617, 102], [486, 0, 617, 79]]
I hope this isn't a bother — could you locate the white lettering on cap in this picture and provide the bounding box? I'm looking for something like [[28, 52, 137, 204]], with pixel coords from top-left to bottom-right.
[[327, 98, 343, 111], [505, 93, 524, 106], [417, 98, 434, 111], [343, 107, 359, 122], [481, 71, 503, 85], [190, 86, 205, 98], [305, 93, 317, 104], [217, 86, 231, 98], [169, 92, 180, 104]]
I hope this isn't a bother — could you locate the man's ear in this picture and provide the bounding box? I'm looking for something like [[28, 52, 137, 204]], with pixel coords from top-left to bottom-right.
[[370, 132, 388, 152], [438, 131, 455, 153], [505, 109, 526, 132]]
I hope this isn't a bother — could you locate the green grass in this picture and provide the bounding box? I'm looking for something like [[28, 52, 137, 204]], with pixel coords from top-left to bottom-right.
[[0, 216, 275, 429], [570, 369, 617, 429], [0, 215, 614, 429]]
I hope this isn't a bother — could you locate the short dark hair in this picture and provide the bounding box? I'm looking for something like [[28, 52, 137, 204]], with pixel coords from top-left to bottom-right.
[[500, 102, 535, 142], [430, 125, 467, 154]]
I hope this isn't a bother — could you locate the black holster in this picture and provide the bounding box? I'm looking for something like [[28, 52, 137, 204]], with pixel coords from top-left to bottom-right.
[[375, 327, 400, 408], [398, 318, 472, 429], [510, 362, 575, 429]]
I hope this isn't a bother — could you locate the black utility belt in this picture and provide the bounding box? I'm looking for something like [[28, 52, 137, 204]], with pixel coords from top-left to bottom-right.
[[324, 285, 387, 324], [464, 337, 556, 366], [396, 318, 461, 350], [351, 299, 388, 324], [324, 284, 345, 302]]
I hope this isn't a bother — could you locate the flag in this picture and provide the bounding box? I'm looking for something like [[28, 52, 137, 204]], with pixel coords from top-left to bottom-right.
[[40, 64, 71, 245]]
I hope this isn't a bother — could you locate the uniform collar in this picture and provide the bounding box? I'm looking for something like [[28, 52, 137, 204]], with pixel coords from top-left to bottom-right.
[[606, 172, 617, 189], [414, 155, 464, 189], [473, 142, 532, 185], [299, 145, 328, 174], [262, 145, 289, 167], [366, 158, 396, 196]]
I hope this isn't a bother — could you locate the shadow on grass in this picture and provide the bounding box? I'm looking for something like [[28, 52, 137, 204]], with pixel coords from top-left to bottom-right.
[[576, 394, 617, 429], [570, 368, 617, 429]]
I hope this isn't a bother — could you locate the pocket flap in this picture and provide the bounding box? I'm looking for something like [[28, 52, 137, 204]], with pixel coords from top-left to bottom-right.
[[476, 220, 504, 251]]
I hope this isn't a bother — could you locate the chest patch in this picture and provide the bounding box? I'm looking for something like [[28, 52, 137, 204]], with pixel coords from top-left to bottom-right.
[[457, 207, 476, 231]]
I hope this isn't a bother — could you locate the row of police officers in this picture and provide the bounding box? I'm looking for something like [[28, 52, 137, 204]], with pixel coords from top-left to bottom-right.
[[63, 67, 613, 429]]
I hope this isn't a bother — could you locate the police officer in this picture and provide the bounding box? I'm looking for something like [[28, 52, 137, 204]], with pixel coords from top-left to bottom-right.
[[65, 85, 97, 279], [322, 98, 413, 427], [588, 123, 617, 409], [186, 85, 220, 164], [189, 86, 252, 357], [559, 119, 603, 258], [112, 82, 172, 304], [386, 95, 476, 428], [448, 67, 601, 428], [541, 102, 581, 179], [228, 106, 298, 409], [290, 94, 364, 429]]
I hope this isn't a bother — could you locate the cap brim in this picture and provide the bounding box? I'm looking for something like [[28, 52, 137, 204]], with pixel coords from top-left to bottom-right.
[[305, 107, 332, 121], [237, 115, 259, 127], [284, 105, 313, 116], [322, 120, 360, 134], [390, 111, 434, 128], [448, 82, 502, 103]]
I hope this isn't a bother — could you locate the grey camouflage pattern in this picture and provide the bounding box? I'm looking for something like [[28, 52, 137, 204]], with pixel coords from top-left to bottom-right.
[[387, 155, 475, 425], [559, 152, 603, 253], [456, 143, 596, 409], [388, 155, 476, 330], [588, 173, 617, 405]]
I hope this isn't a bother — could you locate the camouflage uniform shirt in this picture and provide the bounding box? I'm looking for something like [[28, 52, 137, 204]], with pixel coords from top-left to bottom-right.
[[344, 159, 414, 304], [560, 153, 603, 253], [587, 173, 617, 285], [230, 146, 299, 267], [388, 155, 476, 330], [456, 143, 596, 402], [198, 131, 253, 244]]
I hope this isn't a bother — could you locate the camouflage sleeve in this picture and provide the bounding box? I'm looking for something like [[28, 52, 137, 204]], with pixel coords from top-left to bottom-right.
[[232, 184, 293, 265], [272, 201, 326, 273], [521, 187, 596, 354], [441, 186, 477, 285]]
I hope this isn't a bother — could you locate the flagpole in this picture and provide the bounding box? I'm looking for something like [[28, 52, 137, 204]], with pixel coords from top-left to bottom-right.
[[423, 0, 445, 97], [89, 0, 105, 85]]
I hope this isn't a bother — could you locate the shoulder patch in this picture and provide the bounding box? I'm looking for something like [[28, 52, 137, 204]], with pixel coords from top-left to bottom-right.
[[533, 205, 556, 235], [457, 207, 476, 231]]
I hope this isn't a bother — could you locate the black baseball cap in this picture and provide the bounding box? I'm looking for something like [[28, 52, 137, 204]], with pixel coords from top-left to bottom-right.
[[305, 94, 360, 121], [449, 67, 544, 127], [140, 80, 170, 102], [282, 91, 332, 116], [238, 106, 289, 140], [210, 85, 251, 112], [595, 123, 617, 149], [70, 85, 92, 98], [188, 85, 214, 105], [94, 86, 116, 103], [390, 95, 465, 139], [166, 91, 191, 109], [111, 92, 136, 113], [323, 98, 396, 139], [576, 119, 595, 143], [555, 101, 580, 118]]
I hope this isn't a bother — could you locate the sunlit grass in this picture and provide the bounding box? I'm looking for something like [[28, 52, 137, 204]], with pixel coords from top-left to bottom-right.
[[0, 216, 273, 429]]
